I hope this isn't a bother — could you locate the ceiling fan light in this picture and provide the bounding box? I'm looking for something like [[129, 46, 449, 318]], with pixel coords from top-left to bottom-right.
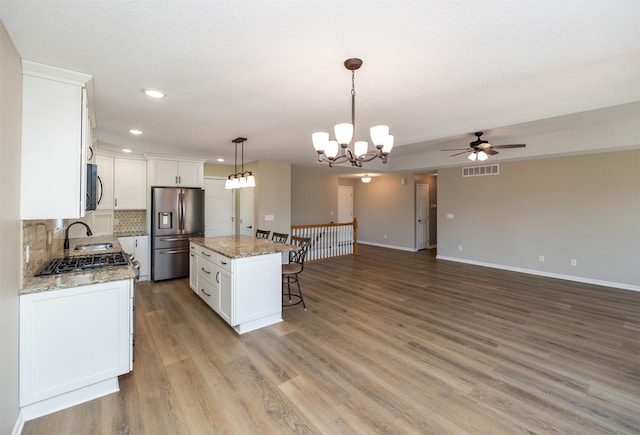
[[468, 152, 477, 161], [325, 140, 339, 158], [334, 123, 354, 145], [354, 141, 368, 157], [477, 151, 488, 161], [312, 132, 329, 152], [382, 135, 394, 154], [370, 125, 389, 147]]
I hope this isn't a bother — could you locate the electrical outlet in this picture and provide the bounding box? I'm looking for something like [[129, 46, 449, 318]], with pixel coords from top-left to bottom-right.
[[571, 259, 577, 266], [539, 255, 545, 262]]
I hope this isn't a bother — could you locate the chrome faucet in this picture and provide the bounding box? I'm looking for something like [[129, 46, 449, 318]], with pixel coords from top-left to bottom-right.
[[63, 221, 93, 250]]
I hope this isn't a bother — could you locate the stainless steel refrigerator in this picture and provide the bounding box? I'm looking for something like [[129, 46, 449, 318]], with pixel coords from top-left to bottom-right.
[[151, 187, 205, 281]]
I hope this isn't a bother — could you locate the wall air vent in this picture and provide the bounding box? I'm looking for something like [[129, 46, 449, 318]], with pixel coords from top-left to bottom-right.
[[462, 164, 499, 177]]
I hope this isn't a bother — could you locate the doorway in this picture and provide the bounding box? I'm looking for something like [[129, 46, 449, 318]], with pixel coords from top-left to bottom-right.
[[416, 184, 429, 250], [203, 177, 234, 237], [239, 188, 254, 236]]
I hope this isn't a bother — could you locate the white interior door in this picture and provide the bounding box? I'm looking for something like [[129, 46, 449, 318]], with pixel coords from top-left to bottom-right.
[[416, 184, 429, 250], [204, 178, 235, 237], [239, 188, 254, 236], [337, 186, 353, 223]]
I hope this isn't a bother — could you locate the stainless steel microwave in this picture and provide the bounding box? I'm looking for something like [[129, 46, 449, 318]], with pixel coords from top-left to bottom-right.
[[86, 163, 97, 211]]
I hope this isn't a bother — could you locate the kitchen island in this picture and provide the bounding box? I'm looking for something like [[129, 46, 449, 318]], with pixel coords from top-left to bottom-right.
[[189, 236, 296, 334]]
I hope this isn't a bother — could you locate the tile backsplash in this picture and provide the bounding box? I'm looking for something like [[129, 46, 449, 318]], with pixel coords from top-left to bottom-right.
[[114, 210, 146, 235], [22, 219, 62, 279]]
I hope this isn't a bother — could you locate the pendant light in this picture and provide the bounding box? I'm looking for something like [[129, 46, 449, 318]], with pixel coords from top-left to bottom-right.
[[225, 137, 255, 189]]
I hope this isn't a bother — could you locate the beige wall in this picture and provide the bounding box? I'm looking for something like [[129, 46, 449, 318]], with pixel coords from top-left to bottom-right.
[[291, 167, 339, 225], [0, 20, 22, 433], [437, 150, 640, 288], [354, 173, 416, 248], [254, 160, 291, 235]]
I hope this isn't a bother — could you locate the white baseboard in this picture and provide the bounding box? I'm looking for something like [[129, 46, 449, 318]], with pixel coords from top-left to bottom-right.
[[436, 255, 640, 292], [21, 377, 120, 422], [11, 411, 24, 435], [358, 240, 417, 252]]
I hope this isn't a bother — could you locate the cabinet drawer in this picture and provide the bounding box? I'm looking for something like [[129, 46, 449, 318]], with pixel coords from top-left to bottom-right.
[[198, 277, 218, 310], [216, 254, 233, 272], [198, 257, 216, 284], [198, 246, 215, 262]]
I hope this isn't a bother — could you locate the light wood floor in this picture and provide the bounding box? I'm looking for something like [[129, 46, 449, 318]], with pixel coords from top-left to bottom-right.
[[23, 246, 640, 434]]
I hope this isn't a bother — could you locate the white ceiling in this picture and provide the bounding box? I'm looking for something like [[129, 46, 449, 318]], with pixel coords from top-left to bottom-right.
[[1, 0, 639, 173]]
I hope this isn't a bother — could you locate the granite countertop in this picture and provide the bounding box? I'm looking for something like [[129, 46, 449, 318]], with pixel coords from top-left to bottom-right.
[[190, 235, 297, 259], [114, 231, 149, 237], [21, 235, 136, 295]]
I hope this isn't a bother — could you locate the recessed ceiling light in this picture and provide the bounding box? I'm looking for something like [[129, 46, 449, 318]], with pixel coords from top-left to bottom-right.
[[122, 149, 133, 153], [129, 129, 143, 135], [143, 88, 166, 98], [217, 158, 225, 162]]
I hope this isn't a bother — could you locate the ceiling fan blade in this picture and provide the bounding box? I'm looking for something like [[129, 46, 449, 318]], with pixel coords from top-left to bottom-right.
[[441, 148, 470, 151], [485, 149, 499, 155], [491, 144, 526, 149], [449, 151, 470, 157]]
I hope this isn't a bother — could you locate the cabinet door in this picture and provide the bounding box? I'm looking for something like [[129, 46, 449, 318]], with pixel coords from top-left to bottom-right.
[[91, 210, 114, 236], [134, 236, 149, 280], [177, 161, 203, 187], [189, 244, 198, 292], [20, 74, 86, 219], [118, 236, 135, 254], [218, 268, 233, 324], [114, 159, 147, 209], [95, 154, 114, 210], [20, 281, 131, 407], [152, 160, 179, 186]]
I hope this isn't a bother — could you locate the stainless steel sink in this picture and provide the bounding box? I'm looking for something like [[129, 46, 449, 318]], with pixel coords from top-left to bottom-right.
[[74, 242, 113, 251]]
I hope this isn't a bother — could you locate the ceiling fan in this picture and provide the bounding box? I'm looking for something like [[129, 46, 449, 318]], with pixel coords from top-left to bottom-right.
[[442, 132, 526, 161]]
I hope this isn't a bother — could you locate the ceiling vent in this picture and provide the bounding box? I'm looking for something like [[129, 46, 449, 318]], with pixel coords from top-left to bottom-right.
[[462, 164, 499, 177]]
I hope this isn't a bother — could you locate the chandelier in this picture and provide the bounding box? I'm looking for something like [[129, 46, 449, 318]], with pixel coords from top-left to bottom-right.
[[225, 137, 256, 189], [312, 58, 394, 167]]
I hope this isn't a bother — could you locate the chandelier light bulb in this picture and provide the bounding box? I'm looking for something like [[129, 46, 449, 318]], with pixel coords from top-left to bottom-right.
[[382, 135, 394, 154], [312, 132, 329, 152], [370, 125, 390, 147], [335, 123, 354, 145], [354, 141, 368, 157], [325, 140, 339, 159], [246, 174, 256, 187]]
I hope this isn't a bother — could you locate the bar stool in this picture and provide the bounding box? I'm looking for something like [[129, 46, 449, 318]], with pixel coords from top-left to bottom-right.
[[282, 236, 311, 311], [271, 232, 289, 243], [256, 229, 270, 239]]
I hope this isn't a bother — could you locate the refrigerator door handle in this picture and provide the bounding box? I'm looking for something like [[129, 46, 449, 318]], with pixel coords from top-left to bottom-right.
[[177, 192, 183, 231]]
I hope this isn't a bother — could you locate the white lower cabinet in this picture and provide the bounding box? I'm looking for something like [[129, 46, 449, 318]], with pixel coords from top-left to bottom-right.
[[189, 244, 198, 292], [20, 280, 133, 419], [118, 235, 149, 281], [189, 242, 282, 334]]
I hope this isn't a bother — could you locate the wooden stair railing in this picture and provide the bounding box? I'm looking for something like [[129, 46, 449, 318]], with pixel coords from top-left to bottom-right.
[[291, 219, 358, 262]]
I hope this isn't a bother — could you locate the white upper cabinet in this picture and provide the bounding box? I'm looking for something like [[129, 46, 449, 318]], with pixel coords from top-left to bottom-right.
[[20, 61, 92, 219], [114, 158, 147, 210], [147, 156, 205, 188]]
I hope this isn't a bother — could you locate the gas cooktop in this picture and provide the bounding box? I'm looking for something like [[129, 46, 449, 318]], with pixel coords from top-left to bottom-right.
[[35, 251, 129, 277]]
